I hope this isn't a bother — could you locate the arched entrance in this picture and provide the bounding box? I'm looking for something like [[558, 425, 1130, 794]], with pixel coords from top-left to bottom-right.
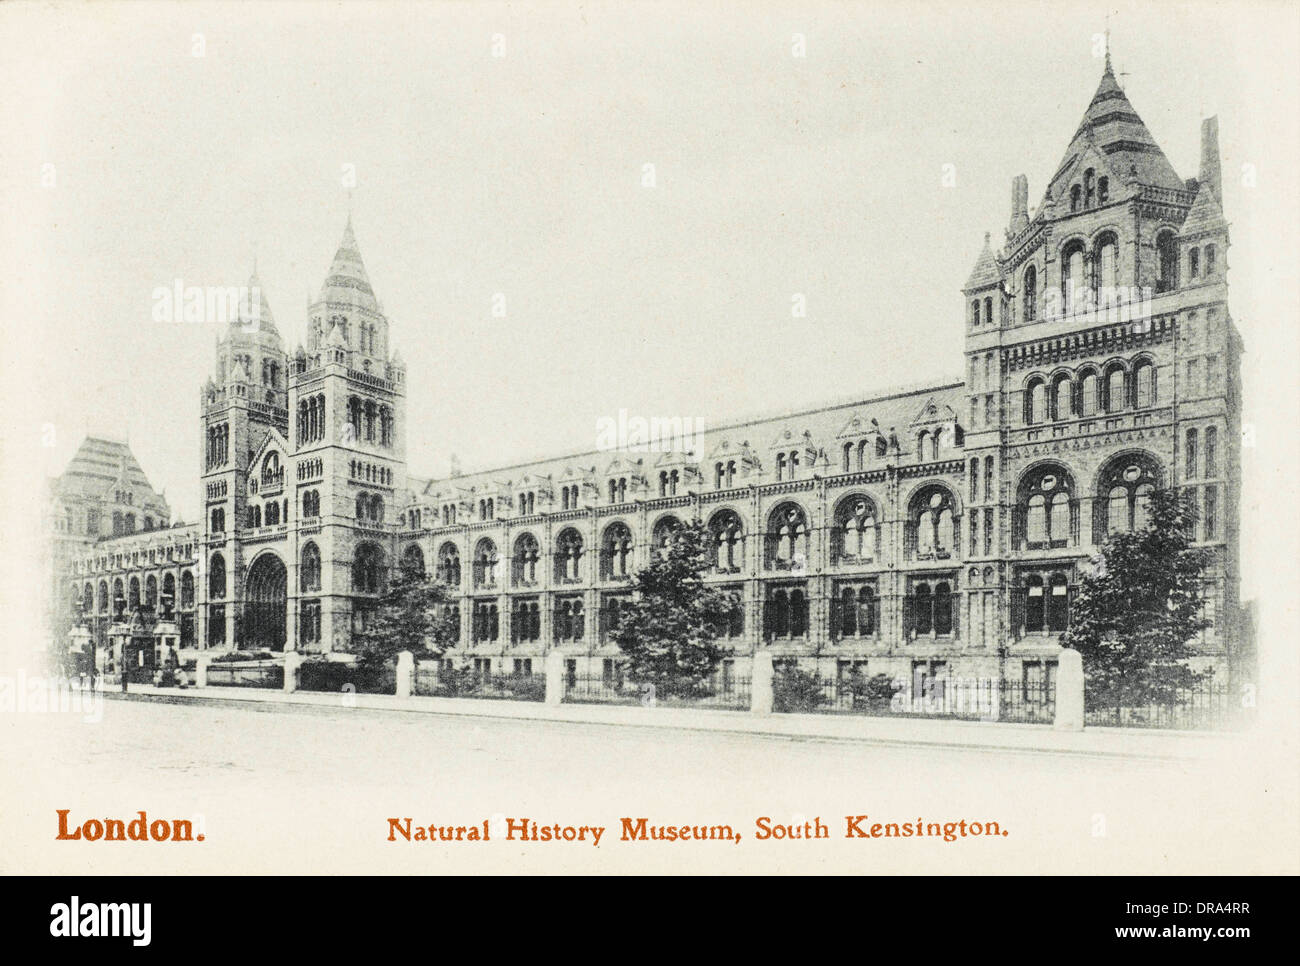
[[244, 553, 287, 651]]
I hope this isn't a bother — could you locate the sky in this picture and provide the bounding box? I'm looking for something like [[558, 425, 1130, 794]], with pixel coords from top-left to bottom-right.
[[3, 0, 1298, 607]]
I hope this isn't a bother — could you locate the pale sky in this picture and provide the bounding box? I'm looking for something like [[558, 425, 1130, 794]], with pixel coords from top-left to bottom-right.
[[3, 0, 1298, 606]]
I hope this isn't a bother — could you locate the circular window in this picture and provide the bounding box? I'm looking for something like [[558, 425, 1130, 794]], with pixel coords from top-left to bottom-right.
[[929, 493, 943, 509], [1124, 465, 1141, 482]]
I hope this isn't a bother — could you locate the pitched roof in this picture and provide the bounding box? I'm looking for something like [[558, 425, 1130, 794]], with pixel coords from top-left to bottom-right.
[[1181, 181, 1227, 236], [407, 380, 968, 500], [52, 437, 168, 512]]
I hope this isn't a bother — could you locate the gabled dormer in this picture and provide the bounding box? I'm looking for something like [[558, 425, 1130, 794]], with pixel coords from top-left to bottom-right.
[[768, 428, 818, 483], [601, 457, 645, 504], [909, 397, 962, 464], [705, 438, 760, 489], [652, 449, 701, 496], [834, 413, 888, 474]]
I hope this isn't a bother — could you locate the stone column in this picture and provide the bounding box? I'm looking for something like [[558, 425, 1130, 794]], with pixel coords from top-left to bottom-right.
[[195, 653, 209, 688], [1054, 646, 1084, 731]]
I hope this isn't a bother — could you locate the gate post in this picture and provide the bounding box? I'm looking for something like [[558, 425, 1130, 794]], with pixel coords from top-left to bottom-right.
[[545, 649, 565, 706], [283, 651, 301, 694], [195, 653, 209, 689], [395, 651, 413, 699], [1054, 646, 1084, 731], [751, 650, 774, 714]]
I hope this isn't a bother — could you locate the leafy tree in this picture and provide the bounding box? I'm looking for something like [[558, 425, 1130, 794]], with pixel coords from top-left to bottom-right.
[[350, 564, 459, 671], [611, 518, 740, 698], [1062, 487, 1212, 711]]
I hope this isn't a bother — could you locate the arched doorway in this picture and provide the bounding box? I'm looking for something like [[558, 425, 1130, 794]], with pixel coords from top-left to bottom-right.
[[244, 554, 287, 651]]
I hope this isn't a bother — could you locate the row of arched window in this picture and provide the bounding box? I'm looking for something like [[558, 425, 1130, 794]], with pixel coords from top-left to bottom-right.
[[559, 484, 581, 509], [355, 492, 384, 524], [296, 394, 327, 445], [1187, 243, 1218, 281], [1015, 227, 1190, 325], [1067, 167, 1110, 213], [346, 396, 394, 448], [205, 423, 229, 469], [840, 437, 889, 473], [1024, 356, 1156, 424], [247, 500, 287, 528], [297, 458, 322, 481], [350, 461, 392, 485], [81, 572, 194, 616]]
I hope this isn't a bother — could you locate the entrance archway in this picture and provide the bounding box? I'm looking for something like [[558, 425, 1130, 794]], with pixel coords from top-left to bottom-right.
[[244, 554, 288, 651]]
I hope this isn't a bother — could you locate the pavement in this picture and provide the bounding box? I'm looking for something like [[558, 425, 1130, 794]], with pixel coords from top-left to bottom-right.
[[108, 682, 1245, 761]]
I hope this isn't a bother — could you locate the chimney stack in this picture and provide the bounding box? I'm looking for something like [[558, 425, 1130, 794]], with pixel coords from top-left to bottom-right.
[[1200, 116, 1222, 200], [1009, 174, 1029, 233]]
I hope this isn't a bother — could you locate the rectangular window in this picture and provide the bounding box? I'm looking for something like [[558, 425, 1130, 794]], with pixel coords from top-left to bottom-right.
[[513, 658, 532, 675], [969, 459, 979, 501], [983, 508, 993, 556], [1205, 427, 1218, 476], [1185, 359, 1200, 396], [984, 394, 994, 425], [1204, 485, 1217, 539]]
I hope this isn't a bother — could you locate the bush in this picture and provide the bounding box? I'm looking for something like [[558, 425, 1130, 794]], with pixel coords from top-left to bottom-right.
[[839, 671, 900, 711], [503, 673, 547, 702], [773, 668, 828, 714], [298, 659, 392, 694]]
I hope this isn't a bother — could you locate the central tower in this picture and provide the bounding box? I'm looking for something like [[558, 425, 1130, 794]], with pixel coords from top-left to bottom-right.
[[289, 216, 408, 652]]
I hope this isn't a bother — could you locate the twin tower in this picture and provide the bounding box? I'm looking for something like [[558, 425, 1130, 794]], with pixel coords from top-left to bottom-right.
[[198, 214, 408, 651]]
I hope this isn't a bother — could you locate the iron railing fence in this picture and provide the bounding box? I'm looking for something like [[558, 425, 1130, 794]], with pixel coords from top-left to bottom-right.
[[1085, 680, 1245, 731], [412, 668, 547, 702], [562, 674, 752, 710], [773, 672, 1055, 724], [205, 662, 284, 690]]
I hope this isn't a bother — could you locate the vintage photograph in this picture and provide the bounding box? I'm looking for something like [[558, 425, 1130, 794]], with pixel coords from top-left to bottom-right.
[[2, 0, 1297, 898]]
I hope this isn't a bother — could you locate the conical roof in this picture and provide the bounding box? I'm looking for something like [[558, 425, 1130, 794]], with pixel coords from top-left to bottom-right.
[[318, 213, 380, 311], [1053, 60, 1183, 192], [963, 233, 1000, 291]]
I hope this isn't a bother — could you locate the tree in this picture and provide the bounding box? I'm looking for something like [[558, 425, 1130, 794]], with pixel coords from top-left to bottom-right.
[[611, 518, 740, 698], [1061, 487, 1212, 711], [350, 564, 459, 671]]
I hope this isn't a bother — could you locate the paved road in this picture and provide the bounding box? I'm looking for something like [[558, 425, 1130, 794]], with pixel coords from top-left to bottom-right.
[[1, 695, 1290, 874]]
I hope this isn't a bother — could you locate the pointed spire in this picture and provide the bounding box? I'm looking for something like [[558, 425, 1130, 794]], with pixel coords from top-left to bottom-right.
[[1044, 57, 1184, 200], [964, 232, 1000, 291], [316, 213, 379, 310]]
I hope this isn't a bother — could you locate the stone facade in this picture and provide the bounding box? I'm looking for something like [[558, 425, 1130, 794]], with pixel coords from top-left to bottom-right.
[[50, 61, 1245, 690]]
